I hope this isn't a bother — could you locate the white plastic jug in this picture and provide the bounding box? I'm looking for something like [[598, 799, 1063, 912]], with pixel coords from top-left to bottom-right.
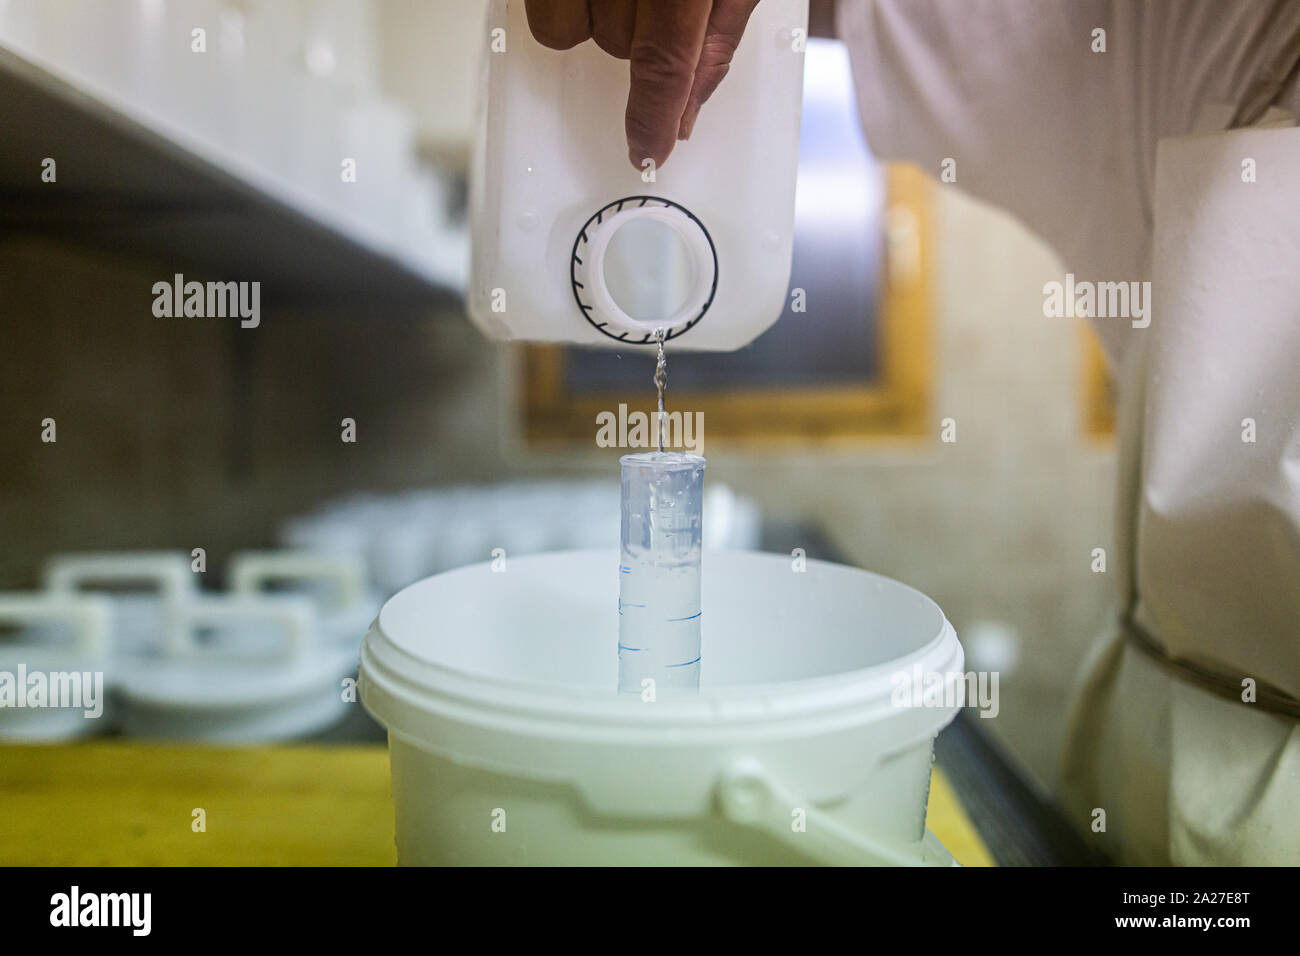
[[468, 0, 807, 350], [359, 550, 965, 866]]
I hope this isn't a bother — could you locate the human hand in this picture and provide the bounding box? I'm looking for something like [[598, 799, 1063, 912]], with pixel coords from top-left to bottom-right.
[[524, 0, 760, 170]]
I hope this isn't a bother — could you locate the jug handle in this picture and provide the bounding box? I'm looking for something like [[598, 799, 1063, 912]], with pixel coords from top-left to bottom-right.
[[0, 592, 113, 660], [163, 595, 315, 661], [44, 552, 195, 601], [229, 549, 366, 611]]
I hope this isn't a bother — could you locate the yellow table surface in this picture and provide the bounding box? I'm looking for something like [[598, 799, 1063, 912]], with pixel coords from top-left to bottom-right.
[[0, 742, 993, 866]]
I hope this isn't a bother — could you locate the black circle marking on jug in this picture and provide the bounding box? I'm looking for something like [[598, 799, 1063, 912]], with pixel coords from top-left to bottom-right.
[[570, 196, 719, 345]]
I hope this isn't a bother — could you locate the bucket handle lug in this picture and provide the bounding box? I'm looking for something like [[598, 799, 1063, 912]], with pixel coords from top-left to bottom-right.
[[715, 758, 957, 867]]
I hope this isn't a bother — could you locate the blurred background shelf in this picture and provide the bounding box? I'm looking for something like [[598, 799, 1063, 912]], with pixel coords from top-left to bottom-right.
[[0, 24, 465, 303]]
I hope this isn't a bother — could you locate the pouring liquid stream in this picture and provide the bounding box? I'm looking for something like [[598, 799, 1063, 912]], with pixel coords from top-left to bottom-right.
[[654, 328, 667, 453]]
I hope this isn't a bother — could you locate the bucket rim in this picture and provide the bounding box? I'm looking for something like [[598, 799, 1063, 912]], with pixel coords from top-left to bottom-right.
[[360, 549, 964, 731]]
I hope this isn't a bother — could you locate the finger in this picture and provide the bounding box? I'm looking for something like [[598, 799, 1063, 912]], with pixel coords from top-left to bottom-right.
[[589, 0, 637, 58], [625, 0, 712, 169], [525, 0, 592, 50], [677, 0, 758, 140]]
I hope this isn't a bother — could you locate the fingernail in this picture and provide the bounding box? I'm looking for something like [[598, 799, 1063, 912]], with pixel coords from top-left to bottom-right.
[[679, 110, 697, 141], [630, 142, 674, 170]]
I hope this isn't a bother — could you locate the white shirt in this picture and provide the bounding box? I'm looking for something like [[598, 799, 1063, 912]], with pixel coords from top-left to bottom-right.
[[837, 0, 1300, 697]]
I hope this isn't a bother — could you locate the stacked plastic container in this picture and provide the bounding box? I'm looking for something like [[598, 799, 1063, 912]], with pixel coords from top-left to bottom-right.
[[1, 484, 759, 742], [0, 550, 378, 743], [281, 481, 762, 597]]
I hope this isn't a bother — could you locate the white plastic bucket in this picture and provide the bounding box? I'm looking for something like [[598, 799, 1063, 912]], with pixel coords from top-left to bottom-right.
[[360, 550, 964, 865]]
